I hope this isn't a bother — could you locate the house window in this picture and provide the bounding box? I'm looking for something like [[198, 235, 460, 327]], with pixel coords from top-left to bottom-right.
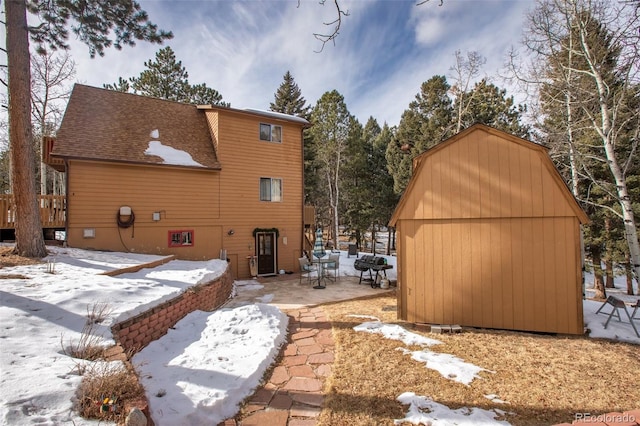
[[259, 123, 282, 143], [260, 178, 282, 202], [168, 230, 194, 247]]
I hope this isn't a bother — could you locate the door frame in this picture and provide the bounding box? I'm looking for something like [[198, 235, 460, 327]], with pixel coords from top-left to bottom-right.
[[255, 231, 277, 276]]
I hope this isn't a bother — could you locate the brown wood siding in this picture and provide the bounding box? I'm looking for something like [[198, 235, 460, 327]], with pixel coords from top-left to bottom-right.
[[394, 126, 587, 335], [398, 132, 577, 221], [205, 110, 304, 277], [66, 160, 223, 260], [398, 217, 583, 334]]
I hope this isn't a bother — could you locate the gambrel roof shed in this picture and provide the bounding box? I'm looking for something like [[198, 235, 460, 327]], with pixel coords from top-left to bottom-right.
[[389, 124, 589, 335]]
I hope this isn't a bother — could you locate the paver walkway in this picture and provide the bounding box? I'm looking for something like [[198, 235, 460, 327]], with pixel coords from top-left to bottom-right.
[[219, 306, 333, 426]]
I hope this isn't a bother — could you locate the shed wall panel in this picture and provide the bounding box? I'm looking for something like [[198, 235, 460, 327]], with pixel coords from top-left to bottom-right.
[[398, 217, 583, 334]]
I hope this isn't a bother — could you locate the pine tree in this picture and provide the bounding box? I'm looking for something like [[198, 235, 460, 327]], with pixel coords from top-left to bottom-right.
[[269, 72, 314, 204], [131, 46, 191, 101], [456, 78, 530, 138], [269, 71, 310, 118], [308, 90, 354, 247], [104, 46, 227, 105], [5, 0, 171, 258], [372, 123, 399, 254], [529, 1, 640, 291], [342, 117, 373, 250], [386, 76, 453, 194]]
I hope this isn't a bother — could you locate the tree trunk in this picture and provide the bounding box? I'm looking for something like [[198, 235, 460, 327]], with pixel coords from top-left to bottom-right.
[[386, 227, 391, 256], [604, 259, 614, 288], [391, 227, 396, 251], [591, 245, 606, 300], [371, 224, 376, 255], [604, 217, 614, 288], [332, 156, 340, 252], [625, 254, 635, 296], [579, 19, 640, 289], [604, 145, 640, 289], [5, 0, 47, 258]]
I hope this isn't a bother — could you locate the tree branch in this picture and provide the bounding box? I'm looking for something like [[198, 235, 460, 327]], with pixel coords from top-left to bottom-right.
[[310, 0, 350, 52]]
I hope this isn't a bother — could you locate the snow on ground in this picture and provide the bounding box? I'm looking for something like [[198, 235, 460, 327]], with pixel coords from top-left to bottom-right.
[[354, 318, 493, 385], [395, 392, 511, 425], [584, 270, 639, 344], [0, 246, 637, 426], [133, 304, 287, 425]]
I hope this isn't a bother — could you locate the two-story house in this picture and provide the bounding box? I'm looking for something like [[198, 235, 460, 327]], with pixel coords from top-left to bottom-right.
[[48, 84, 310, 278]]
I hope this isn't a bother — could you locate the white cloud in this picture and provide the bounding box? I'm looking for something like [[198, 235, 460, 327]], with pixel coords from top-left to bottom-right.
[[8, 0, 535, 133]]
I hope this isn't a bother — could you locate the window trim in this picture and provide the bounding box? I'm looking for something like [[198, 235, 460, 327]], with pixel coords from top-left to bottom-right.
[[168, 229, 194, 247], [259, 123, 282, 143], [260, 177, 282, 202]]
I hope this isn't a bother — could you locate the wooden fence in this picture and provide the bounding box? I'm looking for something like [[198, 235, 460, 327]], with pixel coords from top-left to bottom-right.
[[0, 194, 66, 229]]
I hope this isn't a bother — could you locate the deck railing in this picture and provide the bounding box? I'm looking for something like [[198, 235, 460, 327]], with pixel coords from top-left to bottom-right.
[[0, 194, 66, 229]]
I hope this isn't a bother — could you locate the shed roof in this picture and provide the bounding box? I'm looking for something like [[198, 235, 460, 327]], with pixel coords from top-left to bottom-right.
[[54, 84, 221, 169], [389, 124, 589, 225]]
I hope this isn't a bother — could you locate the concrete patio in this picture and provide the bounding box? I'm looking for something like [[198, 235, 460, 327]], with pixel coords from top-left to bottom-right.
[[225, 273, 394, 310]]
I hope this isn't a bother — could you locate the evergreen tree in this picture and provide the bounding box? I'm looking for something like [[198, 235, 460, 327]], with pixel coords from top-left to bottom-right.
[[308, 90, 354, 247], [104, 46, 227, 105], [105, 77, 132, 93], [387, 73, 531, 196], [342, 117, 374, 250], [269, 71, 311, 118], [372, 123, 400, 253], [456, 78, 530, 138], [5, 0, 171, 258], [386, 76, 453, 194], [532, 4, 640, 294], [268, 72, 315, 205]]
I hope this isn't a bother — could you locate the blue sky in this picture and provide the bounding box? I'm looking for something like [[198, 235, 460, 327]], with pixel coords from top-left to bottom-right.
[[38, 0, 534, 128]]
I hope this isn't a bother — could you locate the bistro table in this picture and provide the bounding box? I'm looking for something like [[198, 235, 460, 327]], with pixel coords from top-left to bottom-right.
[[312, 258, 334, 289]]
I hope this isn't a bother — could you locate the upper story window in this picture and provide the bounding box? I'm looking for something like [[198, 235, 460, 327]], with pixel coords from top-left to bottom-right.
[[260, 178, 282, 202], [260, 123, 282, 143]]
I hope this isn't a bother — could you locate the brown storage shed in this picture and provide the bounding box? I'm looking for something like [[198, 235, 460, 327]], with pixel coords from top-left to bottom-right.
[[389, 124, 589, 335]]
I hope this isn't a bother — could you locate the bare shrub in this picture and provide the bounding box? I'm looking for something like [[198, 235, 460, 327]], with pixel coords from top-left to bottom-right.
[[74, 361, 146, 424], [62, 320, 106, 361], [62, 302, 113, 361], [86, 301, 113, 324]]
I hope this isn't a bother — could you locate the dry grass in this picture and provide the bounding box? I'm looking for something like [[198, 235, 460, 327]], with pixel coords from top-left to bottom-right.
[[0, 247, 43, 279], [319, 292, 640, 426], [0, 246, 44, 267], [74, 361, 146, 424]]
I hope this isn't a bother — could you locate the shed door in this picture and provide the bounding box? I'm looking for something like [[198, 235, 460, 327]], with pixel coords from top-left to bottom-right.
[[256, 232, 277, 275]]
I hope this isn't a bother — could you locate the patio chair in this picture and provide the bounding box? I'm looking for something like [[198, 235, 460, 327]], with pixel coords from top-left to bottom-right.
[[298, 257, 318, 284], [632, 299, 639, 320], [324, 253, 340, 281]]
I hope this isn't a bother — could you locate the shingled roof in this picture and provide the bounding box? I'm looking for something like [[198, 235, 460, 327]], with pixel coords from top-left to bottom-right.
[[53, 84, 221, 169]]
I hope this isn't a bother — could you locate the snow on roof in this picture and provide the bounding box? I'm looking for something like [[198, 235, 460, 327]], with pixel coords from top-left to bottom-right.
[[144, 129, 205, 167], [243, 108, 309, 125]]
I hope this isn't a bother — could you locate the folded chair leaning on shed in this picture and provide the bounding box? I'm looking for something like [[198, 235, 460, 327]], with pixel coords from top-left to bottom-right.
[[595, 295, 640, 337], [298, 257, 318, 285]]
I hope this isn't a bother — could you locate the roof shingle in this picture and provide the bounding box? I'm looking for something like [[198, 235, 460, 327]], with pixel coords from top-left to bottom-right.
[[54, 84, 221, 169]]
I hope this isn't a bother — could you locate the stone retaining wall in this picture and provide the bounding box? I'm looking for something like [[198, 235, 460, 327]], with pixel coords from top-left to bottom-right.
[[111, 266, 234, 354]]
